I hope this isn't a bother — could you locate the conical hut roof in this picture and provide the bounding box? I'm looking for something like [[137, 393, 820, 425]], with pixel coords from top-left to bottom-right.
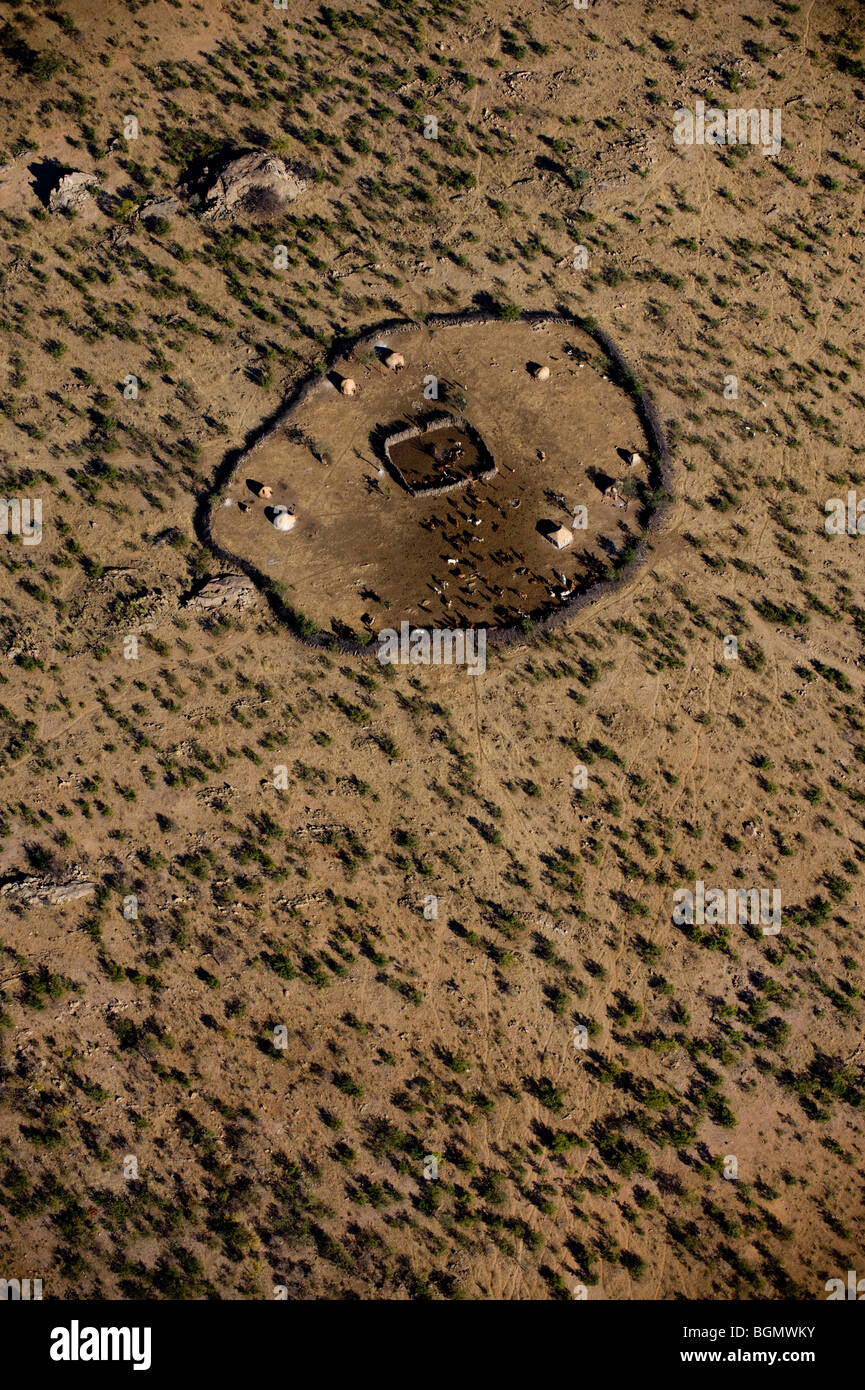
[[546, 524, 573, 550]]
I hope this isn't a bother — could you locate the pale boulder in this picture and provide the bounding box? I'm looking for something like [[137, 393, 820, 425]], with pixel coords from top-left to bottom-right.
[[49, 171, 99, 213], [200, 151, 309, 221]]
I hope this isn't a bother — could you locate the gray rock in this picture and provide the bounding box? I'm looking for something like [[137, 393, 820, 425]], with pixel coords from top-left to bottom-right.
[[138, 195, 182, 222], [186, 574, 257, 610], [48, 172, 99, 213], [199, 152, 309, 221], [0, 874, 98, 907]]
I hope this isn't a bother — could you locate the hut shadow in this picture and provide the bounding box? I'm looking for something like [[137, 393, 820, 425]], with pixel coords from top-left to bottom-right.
[[588, 466, 616, 494], [328, 370, 355, 393], [373, 345, 404, 368], [536, 518, 570, 543]]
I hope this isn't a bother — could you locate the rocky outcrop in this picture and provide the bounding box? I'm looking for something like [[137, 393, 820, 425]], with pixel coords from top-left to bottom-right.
[[0, 874, 98, 907], [199, 152, 309, 220], [185, 574, 257, 610], [48, 171, 99, 213], [137, 195, 182, 222]]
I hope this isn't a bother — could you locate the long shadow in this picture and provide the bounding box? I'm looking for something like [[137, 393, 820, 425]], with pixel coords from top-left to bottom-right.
[[28, 158, 72, 207]]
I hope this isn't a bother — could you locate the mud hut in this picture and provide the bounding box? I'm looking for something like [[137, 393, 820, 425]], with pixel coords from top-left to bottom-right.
[[545, 524, 573, 550]]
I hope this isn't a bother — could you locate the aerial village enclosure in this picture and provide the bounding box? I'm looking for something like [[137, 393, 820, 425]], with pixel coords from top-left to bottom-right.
[[209, 313, 669, 646]]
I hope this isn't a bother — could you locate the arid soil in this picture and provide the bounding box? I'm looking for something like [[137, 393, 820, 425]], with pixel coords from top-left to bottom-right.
[[212, 318, 652, 636]]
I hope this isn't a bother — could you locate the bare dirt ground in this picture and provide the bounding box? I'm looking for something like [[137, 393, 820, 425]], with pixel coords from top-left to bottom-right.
[[0, 0, 863, 1306], [213, 318, 652, 636]]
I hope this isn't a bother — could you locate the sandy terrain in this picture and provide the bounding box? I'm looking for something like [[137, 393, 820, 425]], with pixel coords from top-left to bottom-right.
[[0, 0, 862, 1306]]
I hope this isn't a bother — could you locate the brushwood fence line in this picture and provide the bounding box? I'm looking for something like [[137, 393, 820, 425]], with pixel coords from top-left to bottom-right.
[[196, 310, 675, 655]]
